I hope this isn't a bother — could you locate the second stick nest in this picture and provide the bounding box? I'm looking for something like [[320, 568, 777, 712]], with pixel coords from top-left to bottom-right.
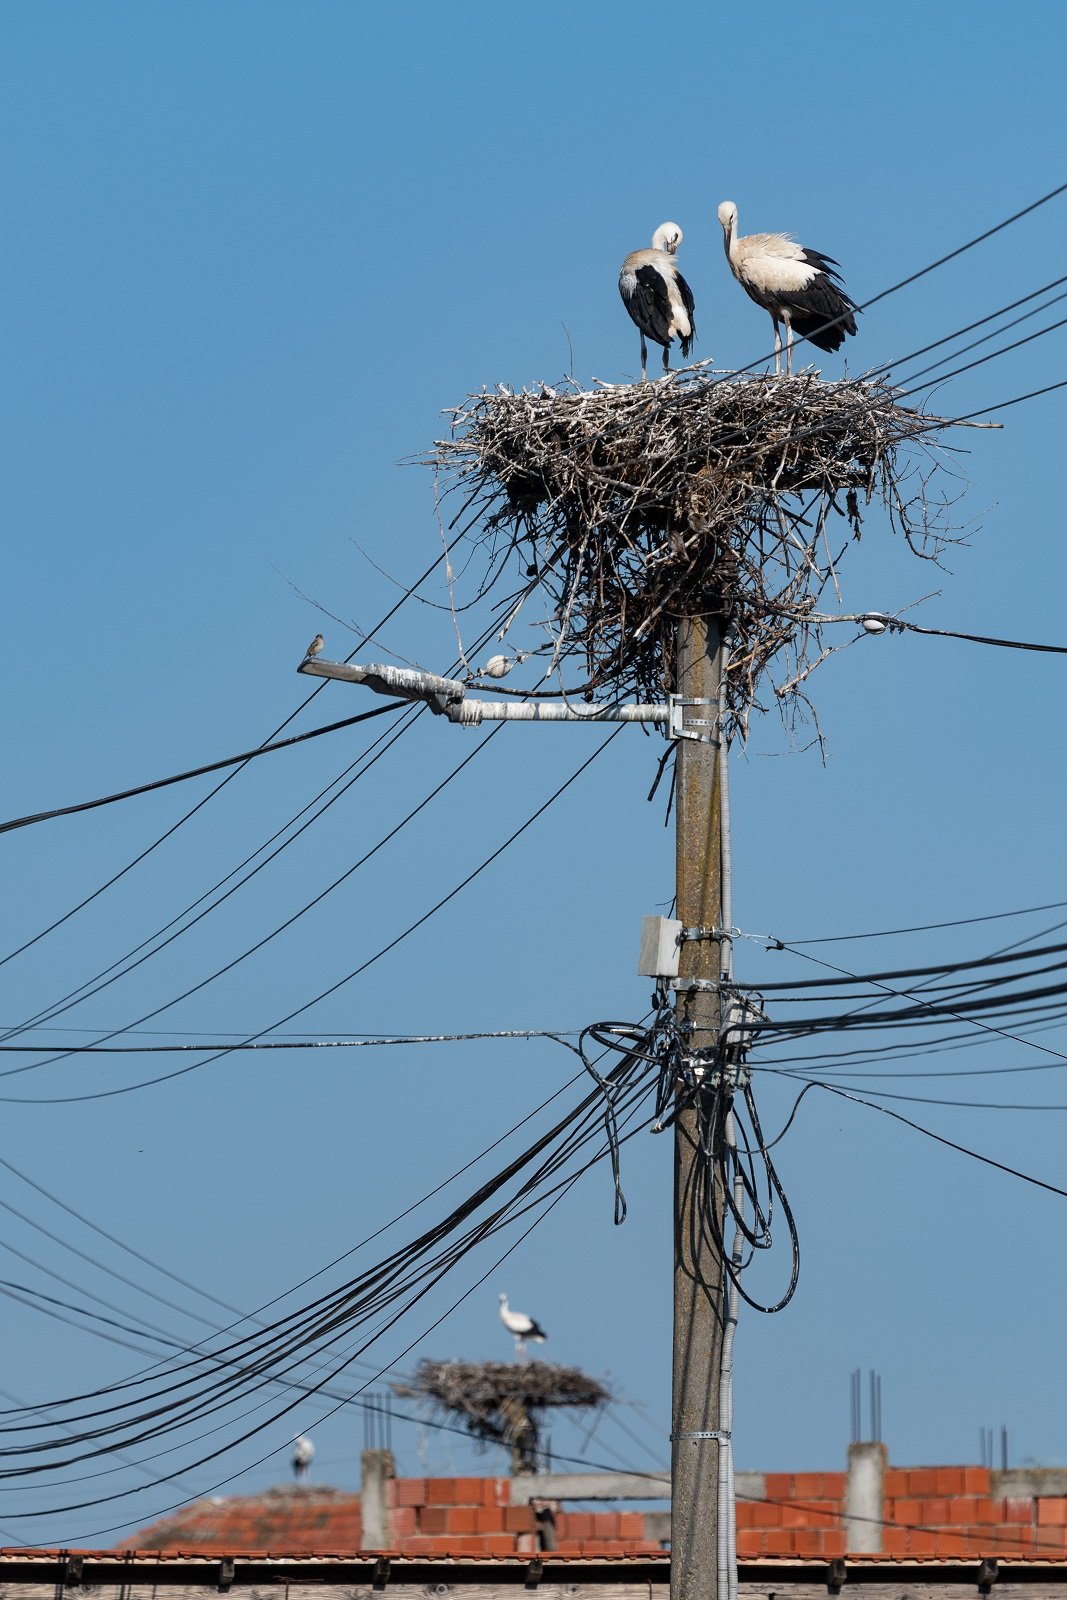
[[433, 369, 961, 734], [395, 1359, 608, 1473]]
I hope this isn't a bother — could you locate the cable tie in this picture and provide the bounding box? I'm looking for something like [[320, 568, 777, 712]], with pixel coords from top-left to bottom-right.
[[671, 1429, 732, 1441]]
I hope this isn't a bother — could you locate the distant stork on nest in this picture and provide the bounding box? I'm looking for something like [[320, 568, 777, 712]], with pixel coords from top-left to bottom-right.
[[291, 1435, 315, 1482], [499, 1292, 547, 1358], [716, 200, 858, 374], [618, 222, 696, 382]]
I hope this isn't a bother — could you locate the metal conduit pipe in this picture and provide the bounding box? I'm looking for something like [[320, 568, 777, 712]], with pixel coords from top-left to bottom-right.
[[447, 699, 669, 726], [721, 1133, 743, 1600], [717, 633, 741, 1600]]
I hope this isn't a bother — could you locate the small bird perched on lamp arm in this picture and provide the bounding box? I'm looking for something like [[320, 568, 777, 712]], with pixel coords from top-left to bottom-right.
[[304, 633, 324, 660]]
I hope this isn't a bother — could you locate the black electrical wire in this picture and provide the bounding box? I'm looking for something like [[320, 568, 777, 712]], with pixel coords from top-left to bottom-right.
[[0, 1028, 582, 1053], [0, 1044, 602, 1428], [1, 545, 518, 1047], [0, 552, 446, 968], [644, 985, 802, 1315], [951, 376, 1067, 419], [0, 728, 623, 1104], [754, 911, 1067, 1074], [0, 1381, 206, 1501], [0, 1024, 627, 1472], [758, 1017, 1067, 1077], [0, 1236, 187, 1351], [1, 536, 530, 1062], [0, 1027, 650, 1446], [778, 897, 1067, 946], [798, 1079, 1067, 1113], [0, 1055, 660, 1510], [9, 1136, 636, 1541], [892, 284, 1067, 387], [0, 704, 399, 837], [895, 310, 1067, 399], [0, 721, 503, 1084], [754, 937, 1067, 992], [776, 1074, 1067, 1203], [0, 700, 425, 1048], [0, 1051, 616, 1495], [0, 1191, 219, 1336], [864, 272, 1067, 383], [752, 942, 1067, 1070], [890, 617, 1067, 654]]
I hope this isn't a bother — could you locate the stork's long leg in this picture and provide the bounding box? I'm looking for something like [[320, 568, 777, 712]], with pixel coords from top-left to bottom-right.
[[772, 321, 782, 376], [784, 313, 794, 374], [640, 332, 648, 383], [662, 340, 670, 376]]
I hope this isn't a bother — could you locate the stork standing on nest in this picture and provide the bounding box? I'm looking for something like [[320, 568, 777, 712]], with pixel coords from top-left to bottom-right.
[[716, 200, 858, 374], [618, 222, 696, 382], [499, 1292, 547, 1359], [291, 1435, 314, 1482]]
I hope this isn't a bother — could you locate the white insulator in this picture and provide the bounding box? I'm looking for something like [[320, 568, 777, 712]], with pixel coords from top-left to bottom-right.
[[861, 616, 888, 634], [483, 655, 512, 679]]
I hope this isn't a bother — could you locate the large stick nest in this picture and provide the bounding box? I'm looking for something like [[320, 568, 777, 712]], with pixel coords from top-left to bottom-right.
[[395, 1359, 608, 1462], [432, 369, 962, 735]]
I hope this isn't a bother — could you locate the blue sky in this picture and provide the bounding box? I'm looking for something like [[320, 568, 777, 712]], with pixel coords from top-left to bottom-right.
[[2, 0, 1067, 1546]]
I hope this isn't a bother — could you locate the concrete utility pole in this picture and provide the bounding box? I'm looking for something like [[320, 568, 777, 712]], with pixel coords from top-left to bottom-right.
[[670, 613, 727, 1600]]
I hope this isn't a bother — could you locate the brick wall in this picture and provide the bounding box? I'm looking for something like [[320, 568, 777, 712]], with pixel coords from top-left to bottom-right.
[[390, 1471, 1067, 1560], [737, 1472, 847, 1558], [127, 1468, 1067, 1558], [387, 1478, 663, 1556], [738, 1466, 1067, 1559], [880, 1466, 1064, 1558]]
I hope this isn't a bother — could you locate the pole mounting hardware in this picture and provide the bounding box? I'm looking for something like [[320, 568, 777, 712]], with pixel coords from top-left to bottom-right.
[[668, 694, 721, 744], [671, 1429, 732, 1442], [671, 977, 718, 993], [681, 1050, 750, 1091]]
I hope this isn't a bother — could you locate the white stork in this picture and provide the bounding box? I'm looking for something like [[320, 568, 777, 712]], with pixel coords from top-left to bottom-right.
[[618, 222, 696, 382], [499, 1292, 547, 1358], [291, 1435, 315, 1482], [716, 200, 858, 374]]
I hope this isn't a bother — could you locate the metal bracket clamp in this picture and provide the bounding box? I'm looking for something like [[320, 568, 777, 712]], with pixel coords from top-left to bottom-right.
[[679, 1052, 750, 1092], [711, 1058, 752, 1091], [671, 977, 718, 994], [671, 1429, 732, 1441], [668, 694, 721, 744]]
